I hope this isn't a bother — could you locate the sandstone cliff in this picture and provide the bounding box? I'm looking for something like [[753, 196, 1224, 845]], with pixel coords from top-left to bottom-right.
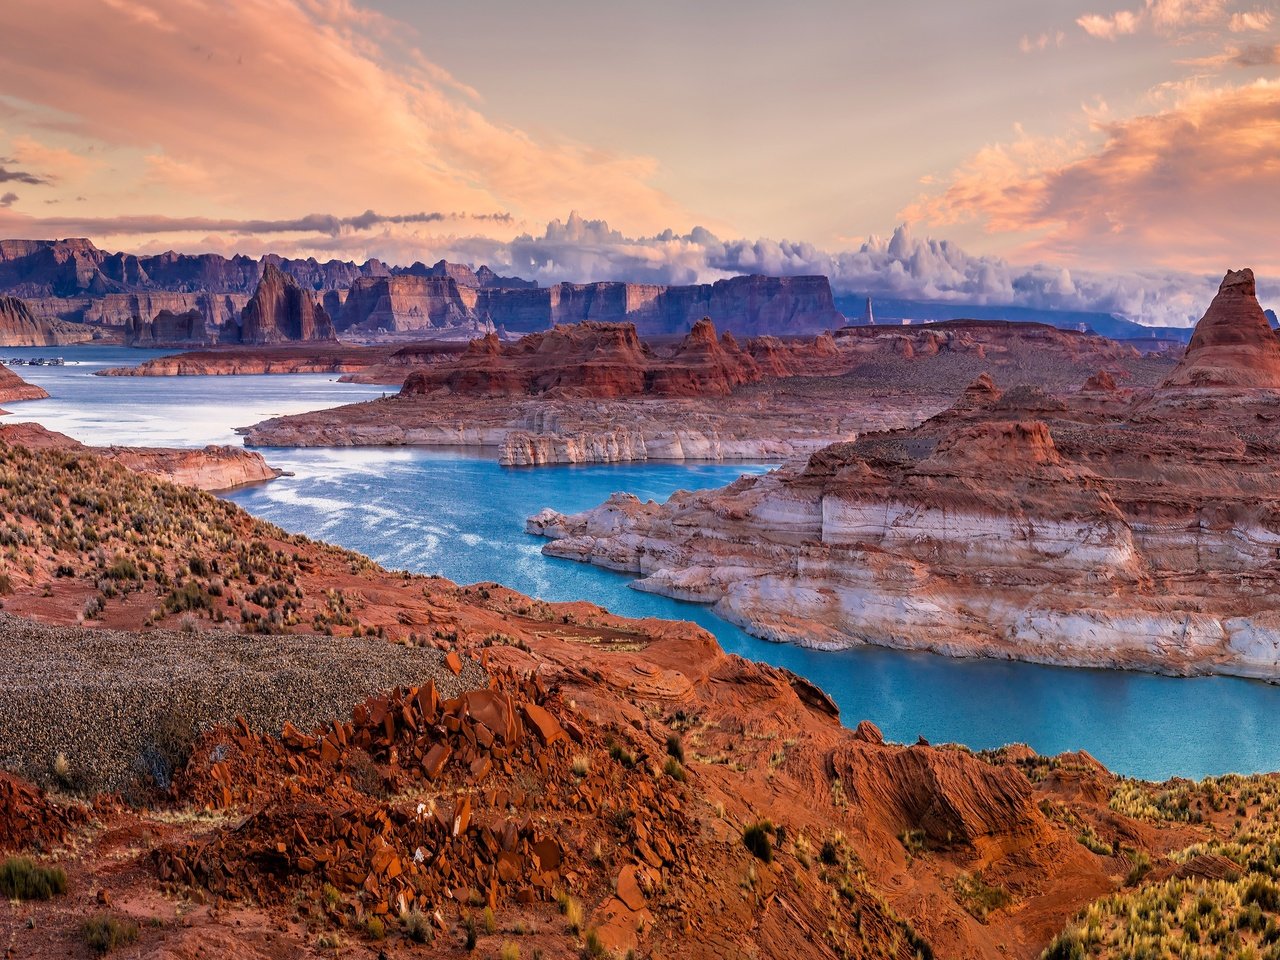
[[237, 263, 336, 345], [1161, 268, 1280, 389], [245, 318, 1172, 465], [398, 319, 766, 399], [0, 295, 95, 346], [528, 269, 1280, 679]]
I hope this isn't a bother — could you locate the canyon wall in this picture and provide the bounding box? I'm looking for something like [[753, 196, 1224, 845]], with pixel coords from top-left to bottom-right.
[[0, 295, 96, 346], [527, 270, 1280, 678]]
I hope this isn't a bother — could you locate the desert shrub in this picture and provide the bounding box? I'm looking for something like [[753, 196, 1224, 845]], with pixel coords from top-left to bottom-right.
[[1126, 850, 1152, 885], [462, 912, 479, 949], [608, 743, 636, 768], [163, 580, 211, 614], [666, 733, 685, 763], [81, 914, 139, 954], [0, 856, 68, 899], [955, 871, 1011, 920], [363, 915, 385, 940], [1246, 877, 1280, 911], [556, 890, 583, 934], [401, 908, 434, 943], [743, 821, 775, 864], [104, 556, 139, 581], [581, 929, 608, 959], [1041, 930, 1087, 960]]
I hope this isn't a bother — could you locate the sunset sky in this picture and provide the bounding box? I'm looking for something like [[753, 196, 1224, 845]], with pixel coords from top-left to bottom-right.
[[0, 0, 1277, 323]]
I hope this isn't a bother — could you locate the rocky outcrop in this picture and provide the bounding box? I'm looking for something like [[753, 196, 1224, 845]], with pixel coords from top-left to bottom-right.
[[103, 444, 284, 490], [529, 271, 1280, 679], [238, 263, 336, 345], [0, 422, 282, 490], [399, 320, 764, 399], [0, 432, 1202, 960], [338, 275, 489, 335], [0, 364, 48, 403], [245, 318, 1174, 465], [97, 344, 407, 378], [1161, 268, 1280, 389], [0, 295, 95, 346], [123, 307, 207, 346]]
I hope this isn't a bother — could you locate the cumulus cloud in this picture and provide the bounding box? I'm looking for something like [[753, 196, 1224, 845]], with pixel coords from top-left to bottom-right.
[[1230, 8, 1276, 30], [1078, 10, 1144, 38], [426, 214, 1223, 328], [902, 80, 1280, 278], [0, 0, 690, 237]]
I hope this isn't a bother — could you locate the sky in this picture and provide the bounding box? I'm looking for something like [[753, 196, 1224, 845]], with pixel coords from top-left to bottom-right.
[[0, 0, 1277, 324]]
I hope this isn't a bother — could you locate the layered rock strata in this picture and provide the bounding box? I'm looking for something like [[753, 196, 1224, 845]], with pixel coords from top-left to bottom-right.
[[528, 271, 1280, 677], [0, 365, 48, 403], [0, 432, 1222, 960], [0, 422, 281, 490], [0, 295, 95, 346]]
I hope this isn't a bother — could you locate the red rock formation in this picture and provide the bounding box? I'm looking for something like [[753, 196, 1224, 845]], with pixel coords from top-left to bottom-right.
[[0, 364, 48, 403], [400, 319, 764, 399], [1162, 268, 1280, 389], [1082, 369, 1119, 392], [647, 319, 761, 396], [238, 263, 336, 344], [0, 422, 281, 490], [528, 271, 1280, 677]]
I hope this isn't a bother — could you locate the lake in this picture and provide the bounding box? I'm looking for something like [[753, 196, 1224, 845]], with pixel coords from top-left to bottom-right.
[[6, 345, 1279, 780]]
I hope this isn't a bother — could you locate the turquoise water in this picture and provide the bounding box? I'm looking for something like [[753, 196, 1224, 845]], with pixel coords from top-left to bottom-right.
[[6, 346, 1280, 780]]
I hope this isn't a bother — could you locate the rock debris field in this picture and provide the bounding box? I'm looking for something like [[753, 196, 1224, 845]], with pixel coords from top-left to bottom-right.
[[0, 612, 484, 795]]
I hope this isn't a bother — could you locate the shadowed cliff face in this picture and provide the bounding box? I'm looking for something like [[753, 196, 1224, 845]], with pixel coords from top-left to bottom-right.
[[237, 263, 336, 345], [0, 294, 95, 347], [1162, 268, 1280, 389]]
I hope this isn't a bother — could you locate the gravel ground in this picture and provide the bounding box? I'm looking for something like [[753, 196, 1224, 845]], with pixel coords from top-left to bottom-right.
[[0, 613, 485, 796]]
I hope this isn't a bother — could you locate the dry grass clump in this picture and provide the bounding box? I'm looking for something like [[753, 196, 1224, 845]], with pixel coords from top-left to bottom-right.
[[81, 913, 139, 954], [954, 871, 1011, 921], [1044, 774, 1280, 958], [0, 856, 67, 899]]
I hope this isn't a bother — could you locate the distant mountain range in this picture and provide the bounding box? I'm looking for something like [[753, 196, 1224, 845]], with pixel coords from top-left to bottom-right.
[[0, 238, 1244, 348]]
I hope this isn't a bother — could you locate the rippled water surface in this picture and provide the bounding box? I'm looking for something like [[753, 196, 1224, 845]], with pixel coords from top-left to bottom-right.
[[6, 345, 1280, 780]]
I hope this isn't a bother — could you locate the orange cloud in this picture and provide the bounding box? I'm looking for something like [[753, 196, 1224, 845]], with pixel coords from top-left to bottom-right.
[[1077, 0, 1236, 38], [1230, 9, 1276, 30], [902, 80, 1280, 273], [0, 0, 692, 249]]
